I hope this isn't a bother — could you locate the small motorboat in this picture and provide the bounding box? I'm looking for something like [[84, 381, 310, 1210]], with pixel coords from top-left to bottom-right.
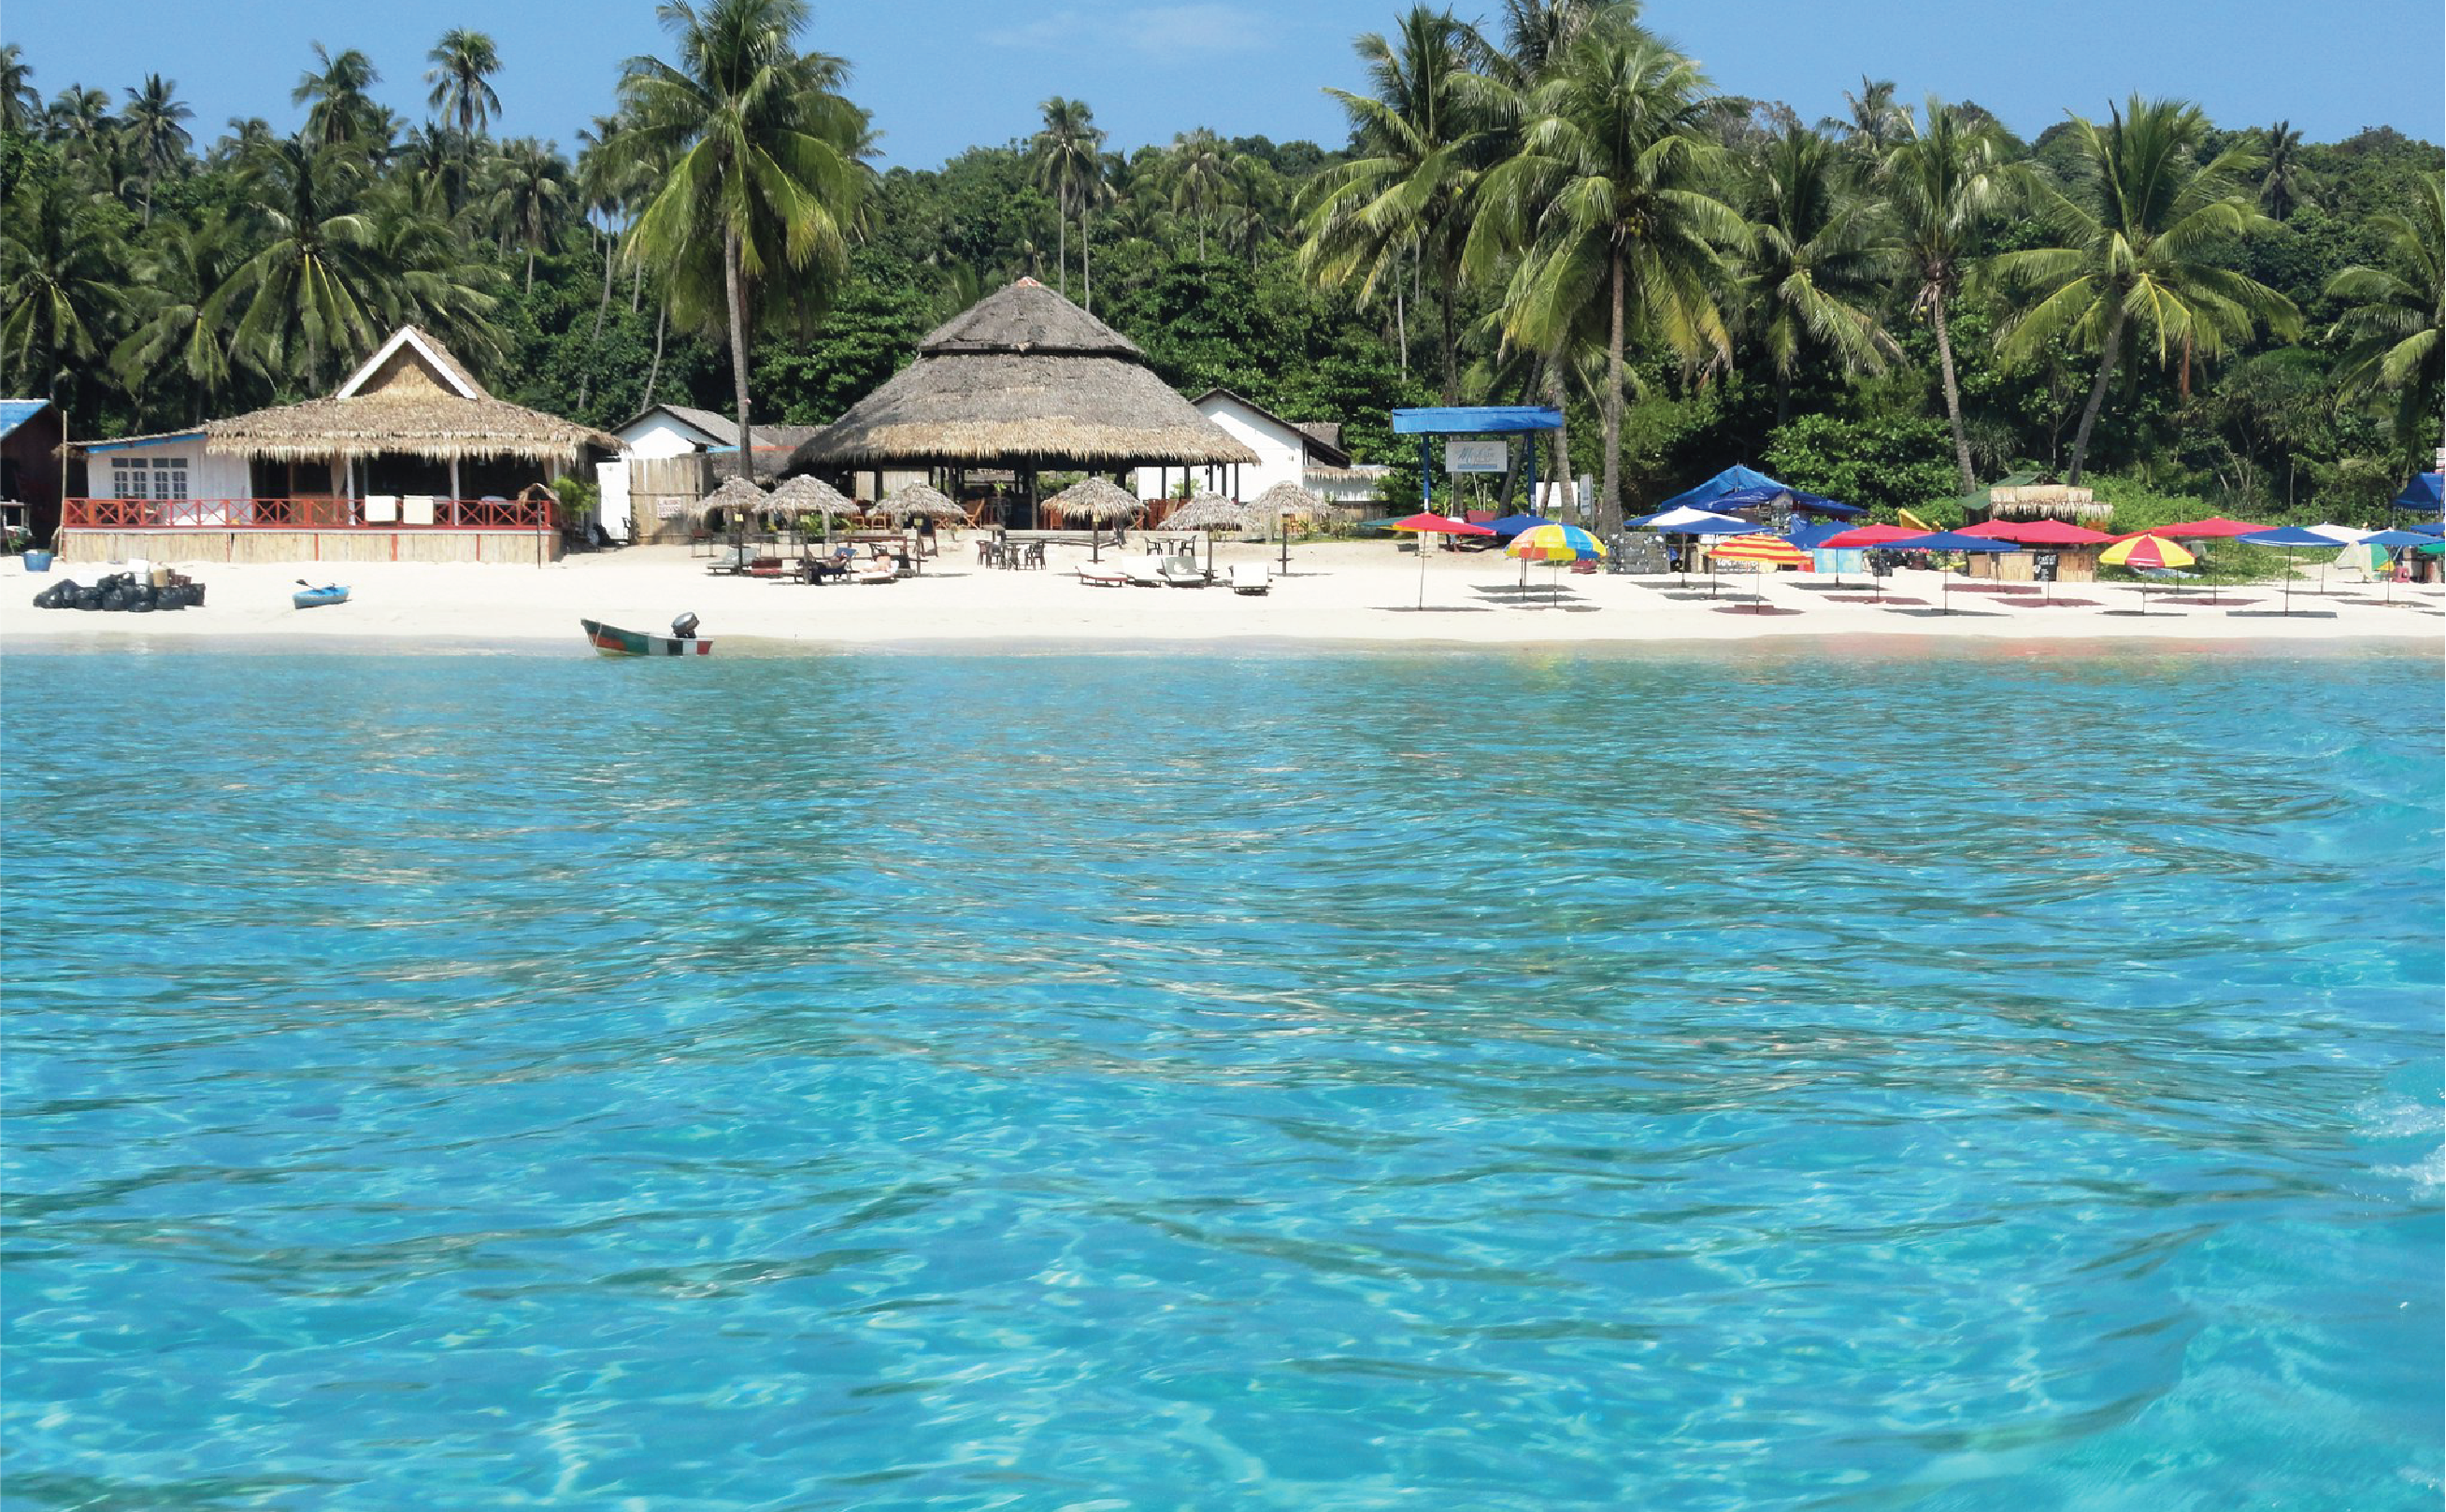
[[582, 616, 712, 657], [293, 581, 350, 609]]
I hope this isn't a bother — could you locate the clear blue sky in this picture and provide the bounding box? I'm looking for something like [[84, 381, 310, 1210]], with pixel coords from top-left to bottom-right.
[[7, 0, 2437, 169]]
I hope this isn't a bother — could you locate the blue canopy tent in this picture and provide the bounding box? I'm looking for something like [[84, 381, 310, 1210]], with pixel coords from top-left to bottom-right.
[[2391, 471, 2442, 517], [1392, 407, 1566, 521], [1656, 467, 1864, 520]]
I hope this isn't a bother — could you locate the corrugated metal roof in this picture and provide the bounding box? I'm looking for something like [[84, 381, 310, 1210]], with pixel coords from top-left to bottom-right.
[[0, 400, 53, 440]]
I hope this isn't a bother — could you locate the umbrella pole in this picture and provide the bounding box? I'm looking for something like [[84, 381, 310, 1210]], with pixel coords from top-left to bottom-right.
[[1418, 535, 1427, 610]]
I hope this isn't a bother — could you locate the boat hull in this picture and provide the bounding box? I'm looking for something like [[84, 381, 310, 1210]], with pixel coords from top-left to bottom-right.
[[581, 618, 713, 657]]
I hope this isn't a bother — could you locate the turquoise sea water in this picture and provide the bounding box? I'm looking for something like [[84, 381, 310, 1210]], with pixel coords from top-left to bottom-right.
[[3, 644, 2439, 1510]]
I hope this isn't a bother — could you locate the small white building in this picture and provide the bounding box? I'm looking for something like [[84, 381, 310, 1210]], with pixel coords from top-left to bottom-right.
[[1133, 389, 1383, 506], [600, 404, 823, 539]]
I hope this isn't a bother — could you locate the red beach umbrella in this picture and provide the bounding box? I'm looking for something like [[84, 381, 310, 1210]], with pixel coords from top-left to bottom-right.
[[1959, 519, 2116, 603], [2111, 517, 2267, 604], [1816, 523, 1928, 600], [1388, 512, 1496, 609]]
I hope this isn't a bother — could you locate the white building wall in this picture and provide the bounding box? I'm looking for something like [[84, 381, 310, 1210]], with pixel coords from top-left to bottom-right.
[[596, 457, 632, 539], [1134, 398, 1303, 502], [617, 415, 717, 460]]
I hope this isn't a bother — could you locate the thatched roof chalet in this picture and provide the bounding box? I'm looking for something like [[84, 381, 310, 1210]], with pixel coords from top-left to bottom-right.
[[786, 279, 1256, 473], [205, 326, 617, 464], [1982, 480, 2110, 523]]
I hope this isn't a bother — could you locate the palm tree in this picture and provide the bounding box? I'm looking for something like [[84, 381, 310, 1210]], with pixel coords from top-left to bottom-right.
[[1299, 6, 1495, 404], [0, 173, 125, 395], [361, 172, 504, 367], [612, 0, 862, 488], [425, 30, 505, 141], [293, 44, 381, 148], [1881, 94, 2016, 492], [2257, 120, 2315, 221], [120, 75, 193, 224], [214, 137, 383, 390], [1466, 30, 1746, 528], [1742, 123, 1897, 422], [1030, 96, 1104, 299], [0, 44, 37, 135], [485, 137, 573, 292], [2325, 174, 2443, 450], [44, 85, 112, 150], [1993, 96, 2300, 483], [1166, 127, 1234, 261], [1824, 76, 1905, 154], [112, 208, 245, 422]]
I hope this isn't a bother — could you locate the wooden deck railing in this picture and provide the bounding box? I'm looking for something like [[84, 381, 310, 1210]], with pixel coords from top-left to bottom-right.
[[62, 497, 558, 530]]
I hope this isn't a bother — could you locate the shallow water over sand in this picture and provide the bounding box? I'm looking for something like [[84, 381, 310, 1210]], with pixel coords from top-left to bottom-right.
[[5, 647, 2439, 1508]]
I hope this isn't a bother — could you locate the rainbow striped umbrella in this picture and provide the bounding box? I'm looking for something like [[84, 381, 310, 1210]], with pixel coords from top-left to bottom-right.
[[1707, 533, 1812, 611], [1505, 522, 1608, 606], [2099, 534, 2196, 615]]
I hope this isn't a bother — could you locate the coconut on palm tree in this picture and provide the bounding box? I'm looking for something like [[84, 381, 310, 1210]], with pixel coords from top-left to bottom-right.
[[2325, 174, 2442, 451], [1298, 6, 1495, 404], [1466, 29, 1747, 529], [1881, 94, 2017, 492], [1993, 96, 2299, 483], [612, 0, 862, 506]]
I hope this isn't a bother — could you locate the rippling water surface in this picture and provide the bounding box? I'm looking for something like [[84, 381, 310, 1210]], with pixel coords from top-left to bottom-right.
[[5, 644, 2439, 1509]]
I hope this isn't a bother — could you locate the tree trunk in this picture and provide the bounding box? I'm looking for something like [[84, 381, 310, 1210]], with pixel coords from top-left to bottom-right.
[[579, 233, 614, 410], [1601, 247, 1625, 533], [1394, 274, 1407, 380], [1438, 238, 1459, 406], [1930, 288, 1975, 493], [1056, 193, 1068, 296], [1546, 356, 1570, 512], [725, 226, 753, 494], [1082, 207, 1093, 314], [2065, 306, 2125, 485], [631, 250, 643, 312], [1774, 371, 1793, 428], [525, 247, 536, 295], [644, 303, 666, 406]]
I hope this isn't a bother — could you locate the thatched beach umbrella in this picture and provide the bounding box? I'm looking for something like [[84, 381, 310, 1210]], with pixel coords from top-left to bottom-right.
[[876, 482, 966, 522], [770, 472, 857, 549], [1043, 477, 1140, 560], [694, 475, 767, 561], [1252, 480, 1325, 571], [1165, 492, 1258, 576]]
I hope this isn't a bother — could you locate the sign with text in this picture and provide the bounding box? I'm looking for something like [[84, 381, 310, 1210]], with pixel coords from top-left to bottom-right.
[[1445, 440, 1509, 474]]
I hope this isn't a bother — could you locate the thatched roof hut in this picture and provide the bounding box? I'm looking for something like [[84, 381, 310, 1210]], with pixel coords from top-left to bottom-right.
[[1043, 477, 1141, 524], [204, 326, 616, 464], [875, 482, 966, 522], [1984, 482, 2110, 523], [785, 280, 1256, 473]]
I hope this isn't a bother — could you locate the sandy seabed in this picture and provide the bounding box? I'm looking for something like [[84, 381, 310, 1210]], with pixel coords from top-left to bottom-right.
[[5, 538, 2443, 655]]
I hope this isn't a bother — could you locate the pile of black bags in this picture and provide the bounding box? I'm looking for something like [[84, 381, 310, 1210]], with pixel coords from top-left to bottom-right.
[[32, 571, 206, 612]]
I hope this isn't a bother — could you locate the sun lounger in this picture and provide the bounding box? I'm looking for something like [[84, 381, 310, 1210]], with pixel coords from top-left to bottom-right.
[[1160, 559, 1209, 587], [1231, 563, 1270, 595], [851, 558, 898, 584], [1076, 563, 1130, 587], [1122, 558, 1168, 587]]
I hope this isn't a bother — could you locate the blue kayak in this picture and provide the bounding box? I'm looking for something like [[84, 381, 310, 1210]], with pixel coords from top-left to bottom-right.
[[293, 584, 350, 609]]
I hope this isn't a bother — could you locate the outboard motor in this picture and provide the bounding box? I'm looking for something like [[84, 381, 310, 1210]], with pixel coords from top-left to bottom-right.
[[671, 611, 700, 641]]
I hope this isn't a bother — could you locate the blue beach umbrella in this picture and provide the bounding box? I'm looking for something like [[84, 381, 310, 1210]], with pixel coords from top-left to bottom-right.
[[2355, 528, 2439, 605], [1635, 509, 1756, 593], [1887, 531, 2024, 615], [1483, 513, 1555, 538], [2238, 527, 2347, 616]]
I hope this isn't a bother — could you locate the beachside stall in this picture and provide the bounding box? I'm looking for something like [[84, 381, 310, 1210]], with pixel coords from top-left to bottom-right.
[[781, 278, 1254, 532], [1969, 483, 2112, 582], [60, 326, 618, 565]]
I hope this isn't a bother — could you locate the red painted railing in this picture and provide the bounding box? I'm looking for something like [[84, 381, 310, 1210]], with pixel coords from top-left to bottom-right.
[[62, 497, 557, 530]]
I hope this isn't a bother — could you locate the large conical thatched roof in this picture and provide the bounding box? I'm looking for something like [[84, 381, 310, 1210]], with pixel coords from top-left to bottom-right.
[[1043, 477, 1141, 523], [787, 279, 1256, 472], [204, 326, 617, 464]]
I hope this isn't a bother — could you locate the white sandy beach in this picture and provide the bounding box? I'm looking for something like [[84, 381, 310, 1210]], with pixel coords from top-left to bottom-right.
[[5, 537, 2442, 650]]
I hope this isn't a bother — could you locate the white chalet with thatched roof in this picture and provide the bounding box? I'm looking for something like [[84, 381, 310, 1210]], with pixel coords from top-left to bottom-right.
[[1134, 388, 1385, 508], [60, 325, 616, 563]]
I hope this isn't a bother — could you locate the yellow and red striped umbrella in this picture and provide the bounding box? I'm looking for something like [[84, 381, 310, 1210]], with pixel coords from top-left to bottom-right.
[[2099, 534, 2196, 570], [1707, 534, 1813, 569]]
